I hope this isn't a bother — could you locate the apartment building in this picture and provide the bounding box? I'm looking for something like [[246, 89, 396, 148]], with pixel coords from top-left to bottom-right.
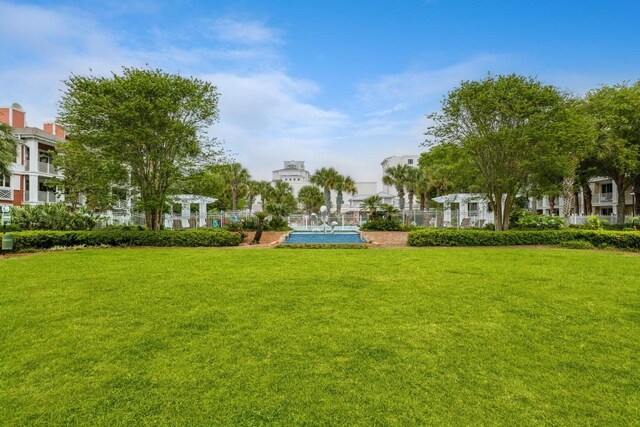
[[0, 103, 64, 209], [531, 177, 636, 218]]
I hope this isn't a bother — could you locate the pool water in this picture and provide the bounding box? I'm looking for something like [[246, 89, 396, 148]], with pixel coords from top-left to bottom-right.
[[284, 231, 367, 244]]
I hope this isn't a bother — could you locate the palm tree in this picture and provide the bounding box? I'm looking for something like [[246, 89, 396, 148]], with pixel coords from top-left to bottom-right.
[[334, 175, 357, 215], [0, 123, 17, 178], [251, 212, 268, 244], [360, 195, 381, 217], [245, 180, 260, 213], [404, 167, 419, 211], [310, 167, 340, 210], [254, 180, 273, 211], [220, 162, 250, 211], [298, 185, 323, 215], [379, 203, 400, 220], [383, 164, 409, 211]]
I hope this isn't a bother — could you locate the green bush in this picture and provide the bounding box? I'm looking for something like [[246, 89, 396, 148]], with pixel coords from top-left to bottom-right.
[[515, 213, 565, 230], [557, 240, 595, 250], [10, 203, 100, 231], [407, 229, 640, 250], [11, 229, 241, 251], [360, 218, 408, 231]]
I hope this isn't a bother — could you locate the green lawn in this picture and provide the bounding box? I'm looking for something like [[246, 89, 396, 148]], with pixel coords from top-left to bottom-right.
[[1, 248, 639, 426]]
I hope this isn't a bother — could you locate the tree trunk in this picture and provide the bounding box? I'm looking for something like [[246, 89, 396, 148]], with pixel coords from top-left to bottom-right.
[[562, 177, 575, 226], [323, 188, 331, 210], [493, 196, 504, 231], [146, 209, 162, 230], [252, 219, 264, 244], [548, 195, 555, 216], [336, 190, 343, 215], [634, 176, 640, 217], [397, 187, 405, 211], [408, 191, 414, 211], [582, 182, 592, 215], [232, 187, 238, 211], [616, 180, 627, 225], [501, 194, 513, 231]]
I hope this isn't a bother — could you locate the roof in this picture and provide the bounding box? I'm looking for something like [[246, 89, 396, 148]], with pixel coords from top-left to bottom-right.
[[433, 193, 487, 204], [171, 194, 217, 204], [12, 127, 61, 143]]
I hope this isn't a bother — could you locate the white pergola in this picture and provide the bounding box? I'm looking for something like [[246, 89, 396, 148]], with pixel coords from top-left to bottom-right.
[[170, 194, 217, 228]]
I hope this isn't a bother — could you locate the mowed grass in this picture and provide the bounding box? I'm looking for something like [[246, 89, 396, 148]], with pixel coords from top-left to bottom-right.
[[1, 248, 639, 426]]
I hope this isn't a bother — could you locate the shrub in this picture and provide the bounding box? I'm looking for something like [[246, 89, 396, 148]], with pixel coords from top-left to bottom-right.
[[557, 240, 595, 250], [407, 229, 640, 250], [360, 218, 404, 231], [10, 204, 100, 231], [11, 229, 241, 251], [585, 215, 605, 230], [515, 213, 564, 230]]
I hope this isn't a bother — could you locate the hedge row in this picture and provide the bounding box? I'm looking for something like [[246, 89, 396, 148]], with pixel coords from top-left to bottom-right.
[[9, 229, 242, 251], [407, 229, 640, 250]]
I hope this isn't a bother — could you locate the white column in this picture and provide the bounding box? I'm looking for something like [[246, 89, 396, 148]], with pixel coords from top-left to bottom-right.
[[181, 202, 190, 228], [28, 175, 38, 204], [28, 140, 38, 173], [199, 202, 207, 227]]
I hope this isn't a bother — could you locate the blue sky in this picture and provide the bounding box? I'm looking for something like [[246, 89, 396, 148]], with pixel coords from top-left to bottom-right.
[[1, 0, 639, 183]]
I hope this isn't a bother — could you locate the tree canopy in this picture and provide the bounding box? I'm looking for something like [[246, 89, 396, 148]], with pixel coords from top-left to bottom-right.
[[0, 123, 17, 179], [58, 67, 220, 229], [425, 74, 586, 230]]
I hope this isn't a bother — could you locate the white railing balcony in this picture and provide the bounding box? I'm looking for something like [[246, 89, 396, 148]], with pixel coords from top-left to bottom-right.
[[38, 191, 57, 203], [0, 187, 12, 200], [593, 193, 614, 204], [38, 162, 57, 174]]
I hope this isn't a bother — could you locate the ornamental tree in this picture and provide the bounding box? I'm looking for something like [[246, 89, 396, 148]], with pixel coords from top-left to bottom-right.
[[58, 67, 220, 230], [426, 74, 584, 231]]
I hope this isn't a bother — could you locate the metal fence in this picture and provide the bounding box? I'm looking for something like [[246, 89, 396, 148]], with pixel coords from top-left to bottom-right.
[[95, 210, 638, 230]]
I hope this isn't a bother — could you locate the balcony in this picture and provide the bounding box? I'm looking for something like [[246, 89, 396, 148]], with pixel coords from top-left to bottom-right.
[[38, 191, 58, 203], [0, 187, 11, 200], [38, 162, 57, 174], [592, 193, 614, 205]]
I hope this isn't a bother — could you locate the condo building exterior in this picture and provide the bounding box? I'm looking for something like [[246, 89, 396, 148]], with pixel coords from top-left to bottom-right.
[[0, 104, 64, 209]]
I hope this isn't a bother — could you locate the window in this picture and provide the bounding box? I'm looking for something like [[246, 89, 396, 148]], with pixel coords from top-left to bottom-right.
[[601, 208, 613, 216], [0, 175, 10, 187], [39, 150, 53, 164], [407, 159, 414, 165], [601, 183, 613, 194]]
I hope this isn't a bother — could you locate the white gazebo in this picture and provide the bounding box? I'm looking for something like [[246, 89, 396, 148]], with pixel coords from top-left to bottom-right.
[[168, 194, 217, 228], [432, 193, 493, 227]]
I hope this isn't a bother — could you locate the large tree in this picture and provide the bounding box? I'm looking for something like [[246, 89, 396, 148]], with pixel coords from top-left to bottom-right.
[[0, 123, 17, 179], [426, 74, 580, 231], [382, 164, 409, 211], [584, 82, 640, 224], [58, 67, 219, 230], [310, 167, 340, 210]]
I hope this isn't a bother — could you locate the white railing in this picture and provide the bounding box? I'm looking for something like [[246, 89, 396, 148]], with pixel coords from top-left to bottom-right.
[[38, 191, 57, 203], [592, 193, 614, 204], [38, 162, 56, 174], [0, 187, 11, 200]]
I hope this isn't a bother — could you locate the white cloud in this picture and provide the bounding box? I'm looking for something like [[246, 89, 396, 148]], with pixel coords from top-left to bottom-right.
[[0, 2, 511, 185], [206, 18, 282, 45]]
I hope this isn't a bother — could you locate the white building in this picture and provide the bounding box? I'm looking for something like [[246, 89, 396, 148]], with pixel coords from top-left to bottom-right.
[[432, 193, 493, 227], [0, 103, 64, 209], [271, 160, 311, 196], [530, 176, 636, 219]]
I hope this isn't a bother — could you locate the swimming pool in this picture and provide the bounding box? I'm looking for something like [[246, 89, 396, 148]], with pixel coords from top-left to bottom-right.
[[283, 231, 367, 245]]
